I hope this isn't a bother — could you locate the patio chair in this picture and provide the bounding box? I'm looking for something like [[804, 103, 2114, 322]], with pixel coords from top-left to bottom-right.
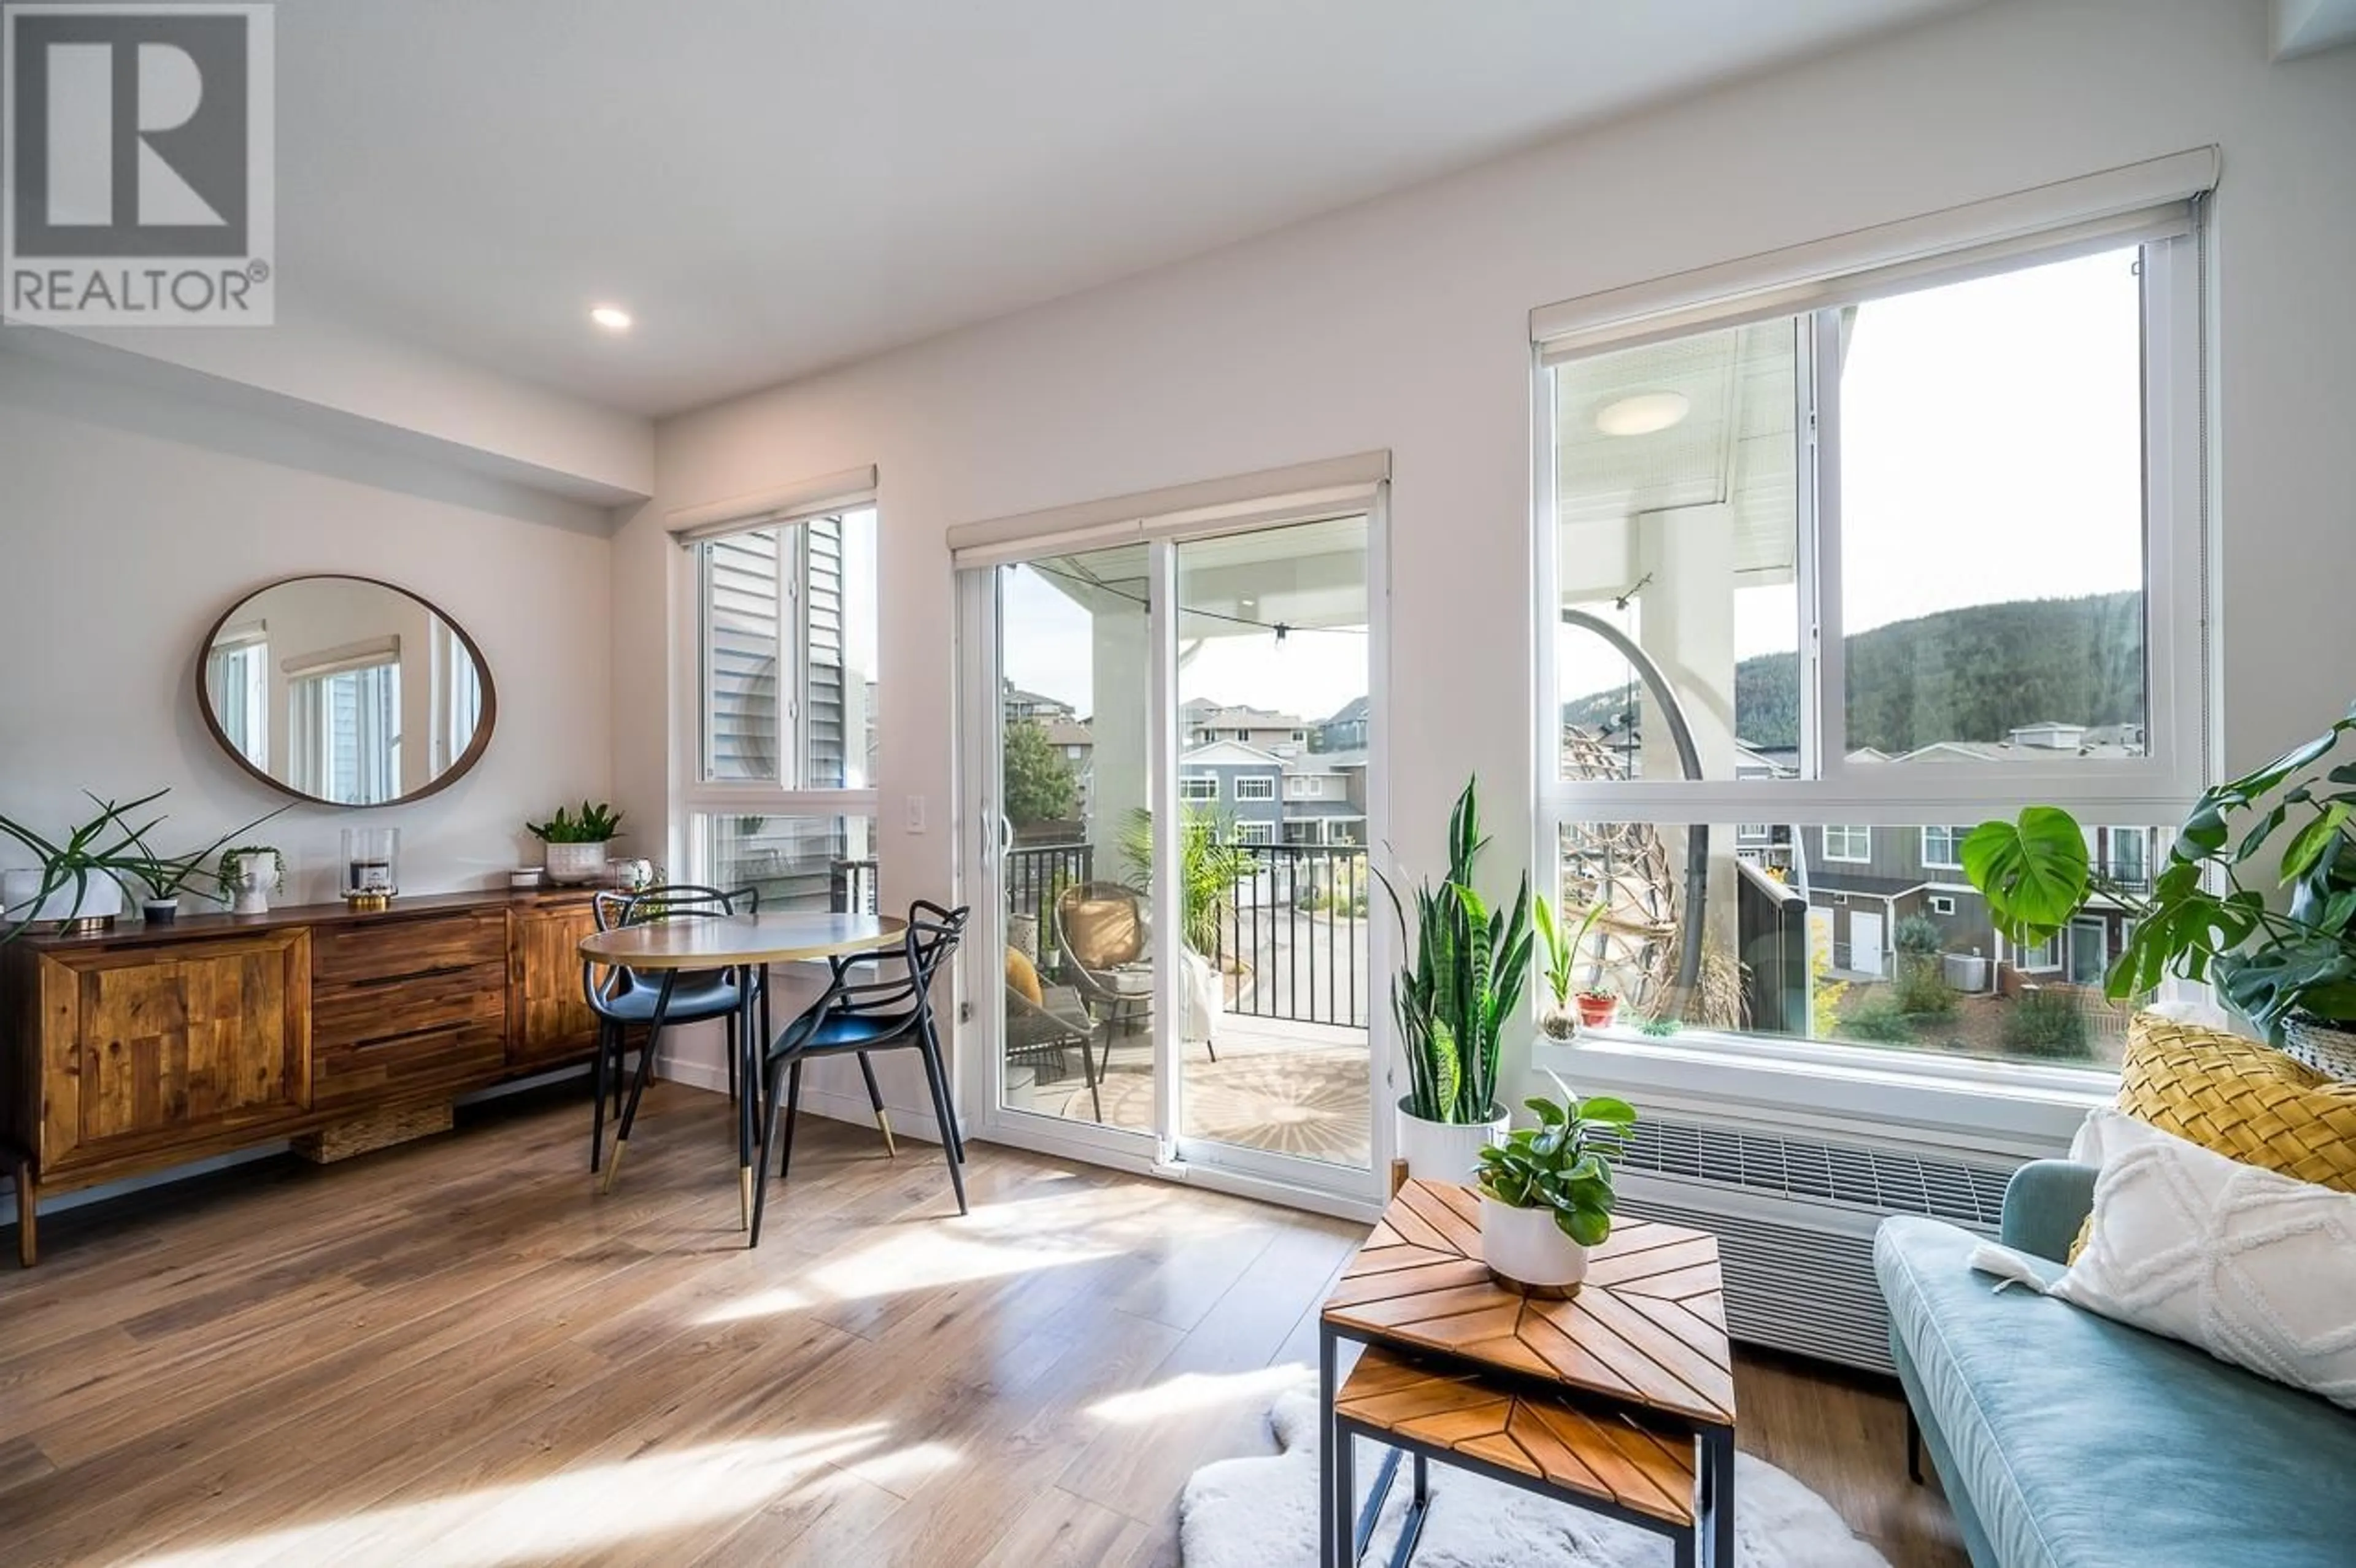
[[1053, 882, 1217, 1072], [1005, 945, 1103, 1121]]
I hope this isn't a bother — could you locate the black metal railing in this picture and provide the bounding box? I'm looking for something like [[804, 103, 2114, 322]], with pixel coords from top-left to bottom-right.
[[1213, 844, 1369, 1028], [1007, 842, 1095, 927]]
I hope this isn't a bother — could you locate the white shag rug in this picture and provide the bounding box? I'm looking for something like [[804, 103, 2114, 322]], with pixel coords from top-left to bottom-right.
[[1181, 1387, 1891, 1568]]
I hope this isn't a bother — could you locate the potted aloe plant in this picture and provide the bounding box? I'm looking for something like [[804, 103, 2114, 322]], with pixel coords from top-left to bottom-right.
[[1963, 705, 2356, 1074], [1, 791, 283, 937], [1474, 1074, 1636, 1293], [1531, 897, 1606, 1041], [1379, 778, 1534, 1182], [529, 801, 625, 885]]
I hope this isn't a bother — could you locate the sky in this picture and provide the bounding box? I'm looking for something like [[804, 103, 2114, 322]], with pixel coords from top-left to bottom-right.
[[1003, 245, 2144, 729]]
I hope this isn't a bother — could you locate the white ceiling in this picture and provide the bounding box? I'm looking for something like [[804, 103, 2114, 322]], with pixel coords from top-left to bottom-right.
[[275, 0, 1973, 417]]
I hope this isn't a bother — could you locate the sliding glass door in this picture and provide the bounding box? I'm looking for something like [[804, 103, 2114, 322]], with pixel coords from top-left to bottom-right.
[[963, 509, 1384, 1207]]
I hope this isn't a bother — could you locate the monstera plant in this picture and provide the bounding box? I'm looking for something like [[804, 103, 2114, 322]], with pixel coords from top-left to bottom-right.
[[1963, 707, 2356, 1042]]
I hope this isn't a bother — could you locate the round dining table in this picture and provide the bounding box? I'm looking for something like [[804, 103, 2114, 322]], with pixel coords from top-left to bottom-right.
[[579, 910, 906, 1231]]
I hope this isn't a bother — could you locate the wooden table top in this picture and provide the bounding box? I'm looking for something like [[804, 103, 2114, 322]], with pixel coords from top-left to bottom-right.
[[1336, 1344, 1697, 1526], [1323, 1180, 1736, 1429], [577, 911, 905, 969]]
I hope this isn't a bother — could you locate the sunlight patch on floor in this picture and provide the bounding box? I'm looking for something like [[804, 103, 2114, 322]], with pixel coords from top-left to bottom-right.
[[807, 1228, 1118, 1299], [129, 1426, 915, 1568], [1087, 1362, 1309, 1425]]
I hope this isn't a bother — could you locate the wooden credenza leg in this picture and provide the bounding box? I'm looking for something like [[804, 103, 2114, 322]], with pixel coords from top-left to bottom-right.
[[4, 1146, 33, 1268]]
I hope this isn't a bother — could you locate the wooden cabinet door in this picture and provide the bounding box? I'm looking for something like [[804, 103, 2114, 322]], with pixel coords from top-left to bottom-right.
[[509, 903, 601, 1066], [39, 931, 310, 1176]]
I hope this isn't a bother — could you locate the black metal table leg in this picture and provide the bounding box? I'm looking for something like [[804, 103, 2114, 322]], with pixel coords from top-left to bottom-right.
[[1702, 1424, 1736, 1568], [601, 970, 677, 1193], [1320, 1324, 1339, 1568], [737, 972, 758, 1231]]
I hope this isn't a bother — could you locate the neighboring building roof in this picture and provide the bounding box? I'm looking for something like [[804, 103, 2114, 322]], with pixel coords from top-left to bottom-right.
[[1003, 680, 1076, 717], [1284, 748, 1367, 775], [1184, 699, 1304, 729], [1321, 695, 1370, 726], [1180, 740, 1287, 767], [1040, 720, 1092, 748]]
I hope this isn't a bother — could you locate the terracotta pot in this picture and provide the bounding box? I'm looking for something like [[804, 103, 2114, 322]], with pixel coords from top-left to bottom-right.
[[1574, 993, 1619, 1029], [1479, 1197, 1590, 1291]]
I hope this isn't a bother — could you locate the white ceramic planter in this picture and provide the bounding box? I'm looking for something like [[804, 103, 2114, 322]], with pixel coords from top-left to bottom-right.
[[1479, 1196, 1590, 1291], [2, 867, 121, 928], [544, 842, 610, 886], [1395, 1097, 1509, 1185]]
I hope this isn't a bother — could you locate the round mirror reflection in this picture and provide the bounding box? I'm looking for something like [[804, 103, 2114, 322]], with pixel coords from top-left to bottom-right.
[[197, 575, 496, 807]]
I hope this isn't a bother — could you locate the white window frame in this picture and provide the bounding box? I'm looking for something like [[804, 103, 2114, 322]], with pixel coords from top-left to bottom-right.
[[1234, 820, 1275, 846], [1531, 178, 2210, 1093], [2104, 824, 2151, 885], [1823, 826, 1872, 864], [1233, 775, 1276, 802], [1928, 894, 1957, 916], [674, 498, 882, 885], [1920, 825, 1969, 871], [1180, 774, 1219, 802]]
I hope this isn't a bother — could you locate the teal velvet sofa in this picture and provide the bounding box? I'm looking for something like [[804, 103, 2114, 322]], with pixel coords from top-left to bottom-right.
[[1875, 1160, 2356, 1568]]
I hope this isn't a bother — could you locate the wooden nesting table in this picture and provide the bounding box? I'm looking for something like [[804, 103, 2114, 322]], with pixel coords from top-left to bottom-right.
[[1319, 1180, 1737, 1568]]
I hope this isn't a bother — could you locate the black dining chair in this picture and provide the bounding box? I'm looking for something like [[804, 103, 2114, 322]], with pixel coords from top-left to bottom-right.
[[584, 883, 765, 1173], [750, 900, 969, 1244]]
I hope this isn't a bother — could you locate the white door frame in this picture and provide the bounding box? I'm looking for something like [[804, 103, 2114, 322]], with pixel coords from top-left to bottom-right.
[[952, 488, 1392, 1222]]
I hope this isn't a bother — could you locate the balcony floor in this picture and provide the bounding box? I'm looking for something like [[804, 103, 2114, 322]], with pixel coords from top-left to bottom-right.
[[1010, 1017, 1372, 1170]]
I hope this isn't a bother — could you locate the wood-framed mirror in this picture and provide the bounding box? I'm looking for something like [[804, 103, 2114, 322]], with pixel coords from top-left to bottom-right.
[[195, 574, 497, 807]]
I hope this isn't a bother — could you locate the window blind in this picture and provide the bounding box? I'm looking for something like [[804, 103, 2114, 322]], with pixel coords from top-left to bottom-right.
[[1532, 147, 2219, 363], [668, 464, 877, 545]]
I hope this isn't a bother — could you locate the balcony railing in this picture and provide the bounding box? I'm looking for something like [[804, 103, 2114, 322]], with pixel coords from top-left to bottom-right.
[[1214, 844, 1369, 1029]]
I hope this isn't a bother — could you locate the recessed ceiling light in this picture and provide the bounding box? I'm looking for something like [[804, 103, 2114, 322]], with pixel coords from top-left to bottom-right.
[[590, 305, 633, 331], [1595, 391, 1689, 437]]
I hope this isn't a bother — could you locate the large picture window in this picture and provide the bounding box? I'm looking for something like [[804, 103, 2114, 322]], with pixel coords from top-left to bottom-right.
[[684, 505, 880, 911], [1536, 215, 2204, 1075]]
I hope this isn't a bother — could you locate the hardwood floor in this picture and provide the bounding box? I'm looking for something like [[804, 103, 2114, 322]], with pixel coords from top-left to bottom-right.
[[0, 1082, 1968, 1567]]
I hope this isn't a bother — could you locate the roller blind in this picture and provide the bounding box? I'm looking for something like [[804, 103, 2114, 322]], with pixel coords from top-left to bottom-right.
[[1533, 147, 2219, 363], [947, 450, 1389, 569], [668, 464, 877, 545]]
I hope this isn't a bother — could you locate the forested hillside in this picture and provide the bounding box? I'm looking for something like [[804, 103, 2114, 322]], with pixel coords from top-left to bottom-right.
[[1563, 591, 2143, 753]]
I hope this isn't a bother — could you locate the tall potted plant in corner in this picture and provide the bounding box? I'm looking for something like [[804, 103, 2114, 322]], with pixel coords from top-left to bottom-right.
[[1379, 777, 1534, 1182], [1962, 705, 2356, 1075]]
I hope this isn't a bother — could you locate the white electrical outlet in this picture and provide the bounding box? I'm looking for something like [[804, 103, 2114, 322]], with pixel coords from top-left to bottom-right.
[[905, 794, 926, 833]]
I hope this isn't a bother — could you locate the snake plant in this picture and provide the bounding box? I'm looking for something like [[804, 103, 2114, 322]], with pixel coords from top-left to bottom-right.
[[1379, 778, 1534, 1124]]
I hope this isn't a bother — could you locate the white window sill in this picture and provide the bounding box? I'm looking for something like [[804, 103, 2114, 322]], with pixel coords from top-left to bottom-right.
[[1531, 1026, 2111, 1161]]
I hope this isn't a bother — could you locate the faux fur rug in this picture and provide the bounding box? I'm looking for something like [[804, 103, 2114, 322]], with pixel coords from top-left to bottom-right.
[[1180, 1387, 1892, 1568]]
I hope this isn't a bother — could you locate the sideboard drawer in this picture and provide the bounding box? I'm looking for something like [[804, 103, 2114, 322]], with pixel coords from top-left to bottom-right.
[[312, 1019, 506, 1109], [312, 959, 508, 1050], [312, 911, 508, 988]]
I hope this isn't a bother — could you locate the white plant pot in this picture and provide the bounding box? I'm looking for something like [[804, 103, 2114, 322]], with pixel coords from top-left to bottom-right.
[[1479, 1196, 1590, 1291], [3, 867, 120, 928], [1395, 1097, 1509, 1185], [228, 868, 273, 916], [544, 843, 610, 886]]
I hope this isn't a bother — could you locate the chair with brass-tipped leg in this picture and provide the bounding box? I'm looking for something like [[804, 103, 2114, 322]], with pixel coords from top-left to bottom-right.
[[751, 901, 969, 1246], [585, 884, 761, 1177]]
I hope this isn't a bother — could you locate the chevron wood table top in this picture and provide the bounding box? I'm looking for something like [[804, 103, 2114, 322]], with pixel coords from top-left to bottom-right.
[[1336, 1344, 1699, 1526], [1323, 1180, 1736, 1429]]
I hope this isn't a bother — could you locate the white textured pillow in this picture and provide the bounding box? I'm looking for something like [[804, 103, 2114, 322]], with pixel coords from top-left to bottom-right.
[[2022, 1109, 2356, 1409]]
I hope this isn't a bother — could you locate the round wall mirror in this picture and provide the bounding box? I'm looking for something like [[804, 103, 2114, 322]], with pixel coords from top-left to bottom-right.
[[196, 575, 496, 807]]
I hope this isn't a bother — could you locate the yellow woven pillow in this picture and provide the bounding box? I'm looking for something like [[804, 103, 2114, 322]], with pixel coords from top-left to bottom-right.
[[2116, 1013, 2356, 1194], [1005, 947, 1044, 1007]]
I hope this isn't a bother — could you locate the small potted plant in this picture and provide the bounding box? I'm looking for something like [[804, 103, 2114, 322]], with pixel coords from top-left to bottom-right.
[[1378, 778, 1533, 1182], [2, 791, 282, 937], [1474, 1075, 1636, 1294], [218, 845, 286, 915], [1532, 897, 1606, 1041], [1574, 985, 1620, 1031], [529, 801, 625, 885]]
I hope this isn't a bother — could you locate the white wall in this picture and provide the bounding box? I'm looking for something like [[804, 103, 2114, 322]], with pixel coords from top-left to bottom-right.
[[613, 0, 2356, 1115], [0, 349, 614, 905]]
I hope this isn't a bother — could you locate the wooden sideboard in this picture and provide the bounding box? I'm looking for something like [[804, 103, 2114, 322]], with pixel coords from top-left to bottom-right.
[[1, 888, 607, 1264]]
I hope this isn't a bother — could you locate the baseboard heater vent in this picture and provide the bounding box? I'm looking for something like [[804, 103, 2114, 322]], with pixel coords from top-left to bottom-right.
[[1606, 1118, 2017, 1375]]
